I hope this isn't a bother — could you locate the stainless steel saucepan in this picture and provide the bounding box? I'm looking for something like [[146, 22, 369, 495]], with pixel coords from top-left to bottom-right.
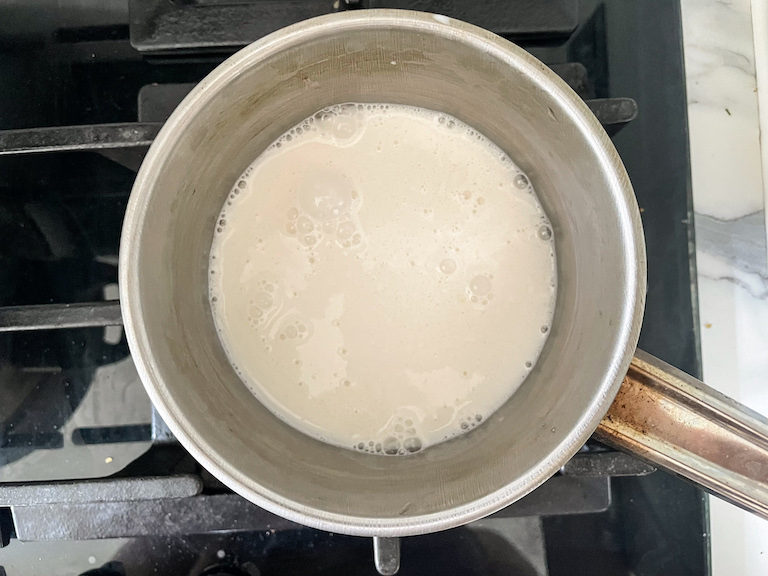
[[119, 10, 768, 574]]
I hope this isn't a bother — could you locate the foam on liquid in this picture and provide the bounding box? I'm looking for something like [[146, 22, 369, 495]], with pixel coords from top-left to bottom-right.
[[209, 104, 556, 455]]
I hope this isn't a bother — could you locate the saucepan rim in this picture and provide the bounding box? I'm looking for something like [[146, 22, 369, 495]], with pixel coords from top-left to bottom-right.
[[119, 9, 646, 536]]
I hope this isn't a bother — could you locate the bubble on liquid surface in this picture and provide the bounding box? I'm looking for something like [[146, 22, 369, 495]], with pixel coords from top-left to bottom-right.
[[439, 258, 457, 274], [331, 115, 359, 140], [513, 173, 529, 189], [276, 313, 314, 342], [403, 437, 423, 453], [247, 305, 263, 319], [297, 216, 314, 234], [336, 220, 356, 240], [537, 225, 552, 241], [382, 437, 401, 455], [297, 169, 355, 221], [254, 292, 273, 309], [300, 234, 317, 247], [469, 275, 492, 296]]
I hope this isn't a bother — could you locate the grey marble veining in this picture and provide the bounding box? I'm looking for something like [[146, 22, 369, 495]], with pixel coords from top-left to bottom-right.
[[682, 0, 768, 573], [696, 210, 768, 290]]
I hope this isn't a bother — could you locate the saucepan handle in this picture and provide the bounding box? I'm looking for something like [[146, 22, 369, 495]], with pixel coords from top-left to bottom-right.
[[594, 349, 768, 518], [373, 536, 401, 575]]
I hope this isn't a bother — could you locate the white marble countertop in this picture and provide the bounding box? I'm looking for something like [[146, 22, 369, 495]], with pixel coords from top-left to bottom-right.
[[681, 0, 768, 572]]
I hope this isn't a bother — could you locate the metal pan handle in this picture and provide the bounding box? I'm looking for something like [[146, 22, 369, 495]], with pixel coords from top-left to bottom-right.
[[595, 349, 768, 518], [373, 536, 401, 575]]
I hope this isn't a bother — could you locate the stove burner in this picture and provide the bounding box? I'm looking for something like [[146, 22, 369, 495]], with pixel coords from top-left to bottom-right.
[[0, 1, 708, 574]]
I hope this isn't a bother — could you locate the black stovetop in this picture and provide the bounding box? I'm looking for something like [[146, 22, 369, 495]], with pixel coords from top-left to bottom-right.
[[0, 1, 708, 575]]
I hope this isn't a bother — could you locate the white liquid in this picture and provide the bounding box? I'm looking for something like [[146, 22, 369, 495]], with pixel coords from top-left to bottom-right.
[[209, 104, 556, 455]]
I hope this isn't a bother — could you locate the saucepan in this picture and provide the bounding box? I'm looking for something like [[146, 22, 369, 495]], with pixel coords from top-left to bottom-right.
[[119, 10, 768, 574]]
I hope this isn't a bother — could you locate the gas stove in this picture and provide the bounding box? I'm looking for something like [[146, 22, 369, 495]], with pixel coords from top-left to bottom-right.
[[0, 1, 708, 575]]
